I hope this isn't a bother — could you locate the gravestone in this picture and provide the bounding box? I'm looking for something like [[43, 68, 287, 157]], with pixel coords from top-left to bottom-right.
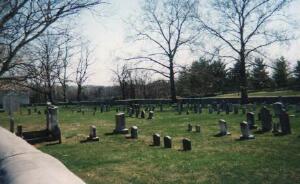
[[86, 125, 99, 141], [247, 112, 257, 129], [114, 113, 129, 134], [153, 133, 161, 146], [195, 125, 201, 133], [164, 136, 172, 148], [130, 126, 138, 139], [260, 107, 272, 132], [141, 110, 145, 119], [135, 109, 140, 118], [239, 121, 255, 140], [216, 119, 231, 136], [225, 104, 230, 114], [278, 110, 291, 135], [273, 102, 284, 117], [182, 138, 192, 151], [3, 93, 20, 133], [187, 124, 193, 132], [46, 103, 62, 143], [16, 125, 23, 137], [234, 105, 239, 114], [148, 111, 154, 119]]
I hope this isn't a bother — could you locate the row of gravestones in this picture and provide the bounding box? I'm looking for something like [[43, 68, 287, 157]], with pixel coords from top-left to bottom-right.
[[83, 112, 192, 151]]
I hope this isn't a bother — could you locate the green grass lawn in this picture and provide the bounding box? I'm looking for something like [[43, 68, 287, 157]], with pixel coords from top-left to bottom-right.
[[0, 105, 300, 184], [216, 90, 300, 98]]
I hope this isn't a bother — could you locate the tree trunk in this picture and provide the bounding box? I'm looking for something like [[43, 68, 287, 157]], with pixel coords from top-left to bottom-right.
[[169, 59, 177, 103], [77, 84, 82, 102], [239, 53, 249, 104]]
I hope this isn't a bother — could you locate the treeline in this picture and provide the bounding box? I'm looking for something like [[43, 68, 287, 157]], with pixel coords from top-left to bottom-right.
[[177, 57, 300, 97]]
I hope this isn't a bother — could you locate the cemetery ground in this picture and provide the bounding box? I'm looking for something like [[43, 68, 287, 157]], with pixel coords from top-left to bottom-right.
[[1, 105, 300, 184]]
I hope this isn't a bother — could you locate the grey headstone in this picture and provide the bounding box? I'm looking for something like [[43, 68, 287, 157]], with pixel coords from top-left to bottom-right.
[[247, 112, 257, 129], [240, 121, 255, 140], [114, 113, 128, 134], [153, 133, 160, 146], [182, 138, 191, 151], [164, 136, 172, 148], [260, 107, 272, 132]]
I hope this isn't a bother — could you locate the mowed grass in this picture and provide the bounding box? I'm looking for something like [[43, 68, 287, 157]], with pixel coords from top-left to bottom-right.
[[216, 90, 300, 98], [0, 105, 300, 184]]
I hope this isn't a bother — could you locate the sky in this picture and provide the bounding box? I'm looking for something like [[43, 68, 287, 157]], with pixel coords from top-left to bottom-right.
[[75, 0, 300, 86]]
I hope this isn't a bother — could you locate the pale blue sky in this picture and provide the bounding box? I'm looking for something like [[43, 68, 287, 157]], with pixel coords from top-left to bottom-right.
[[75, 0, 300, 86]]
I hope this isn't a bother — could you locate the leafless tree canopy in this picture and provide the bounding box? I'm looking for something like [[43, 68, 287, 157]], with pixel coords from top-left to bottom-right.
[[127, 0, 199, 102], [197, 0, 293, 103], [0, 0, 103, 77]]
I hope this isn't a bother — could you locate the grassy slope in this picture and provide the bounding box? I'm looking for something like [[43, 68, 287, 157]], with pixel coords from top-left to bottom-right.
[[216, 90, 300, 98], [0, 106, 300, 184]]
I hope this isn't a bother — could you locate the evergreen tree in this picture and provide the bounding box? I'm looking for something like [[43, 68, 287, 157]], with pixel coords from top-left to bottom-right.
[[250, 58, 270, 90], [294, 60, 300, 88], [272, 56, 289, 88]]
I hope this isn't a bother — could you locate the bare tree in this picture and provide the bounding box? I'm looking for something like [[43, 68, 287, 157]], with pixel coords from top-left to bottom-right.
[[24, 31, 68, 102], [75, 42, 92, 101], [112, 63, 131, 100], [0, 0, 103, 77], [197, 0, 294, 104], [127, 0, 199, 102]]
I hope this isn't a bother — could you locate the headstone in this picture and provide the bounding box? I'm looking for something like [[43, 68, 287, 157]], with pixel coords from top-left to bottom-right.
[[182, 138, 192, 151], [16, 125, 23, 137], [135, 109, 140, 118], [130, 126, 138, 139], [47, 105, 59, 131], [114, 113, 129, 134], [247, 112, 257, 129], [195, 125, 201, 133], [87, 125, 99, 141], [216, 119, 231, 136], [141, 110, 145, 119], [153, 133, 161, 146], [273, 102, 284, 117], [148, 111, 154, 119], [260, 107, 272, 132], [164, 136, 172, 148], [187, 124, 193, 132], [278, 110, 291, 135], [239, 121, 255, 140], [225, 104, 230, 114]]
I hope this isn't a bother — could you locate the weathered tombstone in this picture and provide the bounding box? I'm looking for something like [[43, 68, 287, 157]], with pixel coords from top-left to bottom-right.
[[130, 126, 138, 139], [260, 107, 272, 132], [278, 110, 291, 135], [148, 111, 154, 119], [164, 136, 172, 148], [114, 113, 129, 134], [141, 110, 145, 119], [273, 102, 284, 117], [195, 125, 201, 133], [234, 105, 239, 114], [216, 119, 231, 136], [153, 133, 161, 146], [178, 103, 182, 115], [182, 138, 192, 151], [225, 104, 230, 115], [128, 108, 134, 117], [3, 93, 20, 133], [247, 112, 257, 129], [187, 124, 193, 132], [239, 121, 255, 140], [86, 125, 99, 141], [46, 104, 62, 143], [16, 125, 23, 137], [135, 108, 140, 118]]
